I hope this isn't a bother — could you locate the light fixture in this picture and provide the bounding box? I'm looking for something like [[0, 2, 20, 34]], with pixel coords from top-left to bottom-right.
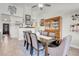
[[8, 5, 17, 15], [32, 3, 51, 10], [38, 4, 43, 8], [38, 3, 44, 10]]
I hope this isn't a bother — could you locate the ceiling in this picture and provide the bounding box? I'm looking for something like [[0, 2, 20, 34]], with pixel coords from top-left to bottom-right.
[[0, 3, 79, 16], [12, 3, 79, 14], [0, 3, 79, 12]]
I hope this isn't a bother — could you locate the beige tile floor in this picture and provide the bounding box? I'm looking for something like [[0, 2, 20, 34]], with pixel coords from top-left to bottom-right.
[[0, 35, 79, 56]]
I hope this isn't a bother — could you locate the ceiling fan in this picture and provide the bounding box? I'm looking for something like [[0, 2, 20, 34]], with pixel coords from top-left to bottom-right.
[[32, 3, 51, 10]]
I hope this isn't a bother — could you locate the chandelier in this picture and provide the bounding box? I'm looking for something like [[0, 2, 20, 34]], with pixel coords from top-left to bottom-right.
[[8, 5, 17, 15]]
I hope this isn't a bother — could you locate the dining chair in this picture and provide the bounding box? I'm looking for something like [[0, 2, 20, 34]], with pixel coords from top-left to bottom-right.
[[39, 30, 42, 35], [23, 31, 27, 47], [41, 31, 48, 36], [25, 31, 32, 49], [23, 31, 32, 47], [49, 32, 56, 40], [23, 31, 32, 54], [48, 35, 72, 56], [24, 31, 34, 56], [30, 33, 45, 56]]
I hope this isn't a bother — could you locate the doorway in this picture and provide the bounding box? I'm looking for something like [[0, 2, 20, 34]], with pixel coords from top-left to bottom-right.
[[3, 23, 10, 36]]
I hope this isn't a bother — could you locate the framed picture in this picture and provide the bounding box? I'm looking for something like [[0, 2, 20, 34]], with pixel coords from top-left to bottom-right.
[[25, 15, 31, 25], [40, 19, 44, 26]]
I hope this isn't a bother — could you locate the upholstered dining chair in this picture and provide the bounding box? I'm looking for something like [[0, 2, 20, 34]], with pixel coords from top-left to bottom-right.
[[23, 31, 32, 55], [23, 31, 27, 47], [41, 31, 48, 36], [49, 32, 56, 41], [38, 30, 42, 35], [30, 33, 45, 56], [48, 35, 72, 56], [26, 32, 33, 55], [23, 31, 32, 47]]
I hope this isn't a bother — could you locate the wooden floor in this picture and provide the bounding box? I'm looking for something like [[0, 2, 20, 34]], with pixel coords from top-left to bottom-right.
[[0, 35, 30, 56], [68, 47, 79, 56], [0, 35, 79, 56]]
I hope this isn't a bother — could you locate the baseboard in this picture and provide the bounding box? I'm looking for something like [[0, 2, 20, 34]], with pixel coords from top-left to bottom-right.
[[70, 45, 79, 49]]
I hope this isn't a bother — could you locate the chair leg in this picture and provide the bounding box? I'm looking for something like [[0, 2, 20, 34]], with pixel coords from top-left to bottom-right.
[[48, 53, 49, 56], [37, 51, 39, 56], [26, 43, 29, 50], [24, 40, 26, 47], [30, 46, 33, 56], [66, 54, 68, 56]]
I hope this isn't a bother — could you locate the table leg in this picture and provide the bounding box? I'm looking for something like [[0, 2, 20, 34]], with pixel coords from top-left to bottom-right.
[[45, 42, 48, 56]]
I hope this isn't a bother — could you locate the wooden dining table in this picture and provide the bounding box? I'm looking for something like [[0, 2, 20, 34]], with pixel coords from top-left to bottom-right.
[[37, 35, 54, 56]]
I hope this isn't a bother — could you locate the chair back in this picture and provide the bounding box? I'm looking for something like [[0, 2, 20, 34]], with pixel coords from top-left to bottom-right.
[[49, 32, 55, 40], [23, 31, 28, 41], [30, 33, 38, 50], [41, 31, 48, 36], [25, 31, 32, 44], [63, 35, 72, 55], [57, 35, 72, 56], [38, 30, 42, 35], [48, 35, 72, 56]]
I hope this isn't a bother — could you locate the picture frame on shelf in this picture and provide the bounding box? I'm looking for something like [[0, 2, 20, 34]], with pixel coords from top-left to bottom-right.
[[40, 19, 44, 26], [25, 14, 31, 25]]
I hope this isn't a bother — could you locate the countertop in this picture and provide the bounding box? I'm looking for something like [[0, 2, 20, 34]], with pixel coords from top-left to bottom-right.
[[19, 27, 35, 28]]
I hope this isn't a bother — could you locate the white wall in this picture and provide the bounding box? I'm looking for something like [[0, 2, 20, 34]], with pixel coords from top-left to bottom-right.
[[10, 16, 23, 38], [0, 3, 24, 17], [0, 3, 24, 39]]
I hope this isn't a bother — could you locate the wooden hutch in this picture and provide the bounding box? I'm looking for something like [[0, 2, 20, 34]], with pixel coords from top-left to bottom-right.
[[40, 16, 62, 40]]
